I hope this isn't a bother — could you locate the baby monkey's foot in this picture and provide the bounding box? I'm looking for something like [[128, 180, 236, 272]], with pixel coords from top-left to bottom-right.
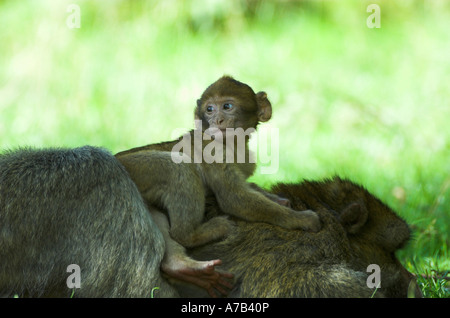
[[274, 196, 291, 207], [162, 256, 234, 297], [264, 191, 291, 207]]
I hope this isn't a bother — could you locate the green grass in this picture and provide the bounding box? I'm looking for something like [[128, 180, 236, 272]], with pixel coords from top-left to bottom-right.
[[0, 0, 449, 297]]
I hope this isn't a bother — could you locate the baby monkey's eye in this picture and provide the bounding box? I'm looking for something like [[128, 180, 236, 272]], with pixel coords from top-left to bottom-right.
[[223, 103, 233, 110], [206, 105, 214, 113]]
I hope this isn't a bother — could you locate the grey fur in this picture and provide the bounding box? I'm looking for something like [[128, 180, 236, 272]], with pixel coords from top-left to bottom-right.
[[0, 146, 177, 297]]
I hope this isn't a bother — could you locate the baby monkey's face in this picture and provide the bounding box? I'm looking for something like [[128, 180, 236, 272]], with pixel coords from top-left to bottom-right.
[[199, 95, 253, 133], [195, 76, 272, 135]]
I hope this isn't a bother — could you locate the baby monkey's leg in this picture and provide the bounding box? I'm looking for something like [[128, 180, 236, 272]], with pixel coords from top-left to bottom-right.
[[150, 209, 234, 297]]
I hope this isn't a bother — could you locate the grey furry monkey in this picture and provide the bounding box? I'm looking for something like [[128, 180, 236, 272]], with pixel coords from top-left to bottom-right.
[[0, 146, 177, 297]]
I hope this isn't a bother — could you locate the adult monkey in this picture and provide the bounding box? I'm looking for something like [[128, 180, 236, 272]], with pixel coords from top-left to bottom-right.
[[116, 76, 321, 297], [180, 177, 423, 298], [0, 146, 178, 298]]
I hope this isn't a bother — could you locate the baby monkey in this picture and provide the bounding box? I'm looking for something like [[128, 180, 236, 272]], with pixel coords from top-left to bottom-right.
[[116, 76, 320, 297]]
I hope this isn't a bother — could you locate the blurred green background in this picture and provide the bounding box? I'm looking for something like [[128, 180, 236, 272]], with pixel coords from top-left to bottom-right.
[[0, 0, 449, 297]]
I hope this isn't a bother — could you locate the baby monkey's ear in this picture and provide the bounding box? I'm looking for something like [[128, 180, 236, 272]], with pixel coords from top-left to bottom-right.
[[194, 99, 203, 121], [256, 91, 272, 122]]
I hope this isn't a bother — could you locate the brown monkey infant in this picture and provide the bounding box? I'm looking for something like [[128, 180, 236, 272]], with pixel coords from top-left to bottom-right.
[[116, 76, 320, 297]]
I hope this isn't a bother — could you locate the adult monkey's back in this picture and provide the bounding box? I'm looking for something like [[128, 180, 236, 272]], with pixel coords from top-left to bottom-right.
[[0, 146, 177, 297], [181, 177, 423, 298]]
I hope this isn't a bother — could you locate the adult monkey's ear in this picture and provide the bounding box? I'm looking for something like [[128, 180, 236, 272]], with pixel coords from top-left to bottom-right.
[[256, 91, 272, 122], [339, 202, 369, 234]]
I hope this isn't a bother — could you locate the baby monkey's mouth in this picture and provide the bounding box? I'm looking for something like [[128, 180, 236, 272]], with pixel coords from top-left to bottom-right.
[[205, 127, 227, 136]]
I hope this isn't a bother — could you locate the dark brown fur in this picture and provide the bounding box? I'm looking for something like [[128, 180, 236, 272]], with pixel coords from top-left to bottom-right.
[[178, 177, 422, 298]]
